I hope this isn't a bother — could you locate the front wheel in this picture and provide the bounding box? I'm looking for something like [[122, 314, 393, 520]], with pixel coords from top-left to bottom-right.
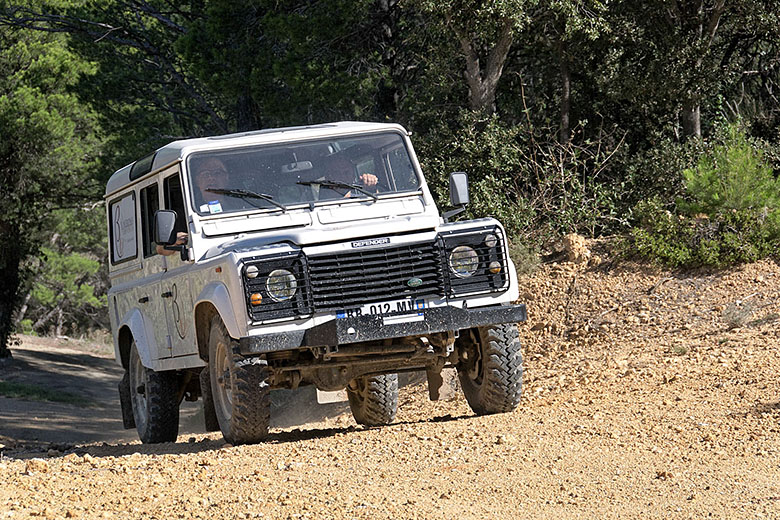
[[128, 341, 180, 443], [456, 323, 523, 415], [208, 315, 271, 444], [347, 373, 398, 426]]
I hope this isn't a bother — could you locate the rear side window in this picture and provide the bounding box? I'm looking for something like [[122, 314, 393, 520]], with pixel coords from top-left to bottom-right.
[[109, 192, 137, 264]]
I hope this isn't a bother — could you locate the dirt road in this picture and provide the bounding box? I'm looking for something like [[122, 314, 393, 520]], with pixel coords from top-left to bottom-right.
[[1, 254, 778, 519]]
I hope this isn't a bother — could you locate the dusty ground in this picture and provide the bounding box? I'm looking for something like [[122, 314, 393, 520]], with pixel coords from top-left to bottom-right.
[[1, 248, 779, 519]]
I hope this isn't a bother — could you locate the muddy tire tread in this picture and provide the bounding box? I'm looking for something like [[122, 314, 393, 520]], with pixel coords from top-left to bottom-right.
[[209, 317, 271, 445], [347, 374, 399, 426], [458, 323, 523, 415], [129, 342, 180, 444]]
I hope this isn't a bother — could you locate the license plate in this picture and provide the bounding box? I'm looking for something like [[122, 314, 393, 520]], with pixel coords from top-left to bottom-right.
[[336, 297, 426, 319], [316, 389, 348, 404]]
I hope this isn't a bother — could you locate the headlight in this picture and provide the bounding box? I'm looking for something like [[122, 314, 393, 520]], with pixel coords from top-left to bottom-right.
[[266, 269, 297, 301], [449, 246, 479, 278]]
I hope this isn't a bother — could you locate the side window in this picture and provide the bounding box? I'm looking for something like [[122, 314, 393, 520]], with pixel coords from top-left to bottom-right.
[[139, 183, 159, 257], [109, 192, 137, 264], [163, 174, 187, 234]]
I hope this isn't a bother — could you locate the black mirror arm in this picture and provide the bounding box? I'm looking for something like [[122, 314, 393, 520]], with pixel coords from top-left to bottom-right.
[[161, 243, 189, 261], [442, 205, 466, 222]]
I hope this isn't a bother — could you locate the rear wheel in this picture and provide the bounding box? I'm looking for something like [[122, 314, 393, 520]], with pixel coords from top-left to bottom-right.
[[208, 315, 271, 444], [128, 341, 180, 443], [457, 323, 523, 415], [347, 374, 398, 426]]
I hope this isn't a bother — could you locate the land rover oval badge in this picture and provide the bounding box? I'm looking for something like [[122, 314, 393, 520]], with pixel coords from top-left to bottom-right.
[[407, 277, 423, 288]]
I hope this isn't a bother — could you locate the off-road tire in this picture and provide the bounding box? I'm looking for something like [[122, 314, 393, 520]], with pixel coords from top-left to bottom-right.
[[128, 341, 180, 443], [347, 374, 399, 426], [208, 315, 271, 444], [457, 323, 523, 415], [199, 368, 220, 432]]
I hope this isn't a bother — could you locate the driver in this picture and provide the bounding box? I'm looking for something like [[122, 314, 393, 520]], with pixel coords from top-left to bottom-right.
[[193, 157, 231, 212], [157, 157, 230, 256], [325, 156, 378, 198]]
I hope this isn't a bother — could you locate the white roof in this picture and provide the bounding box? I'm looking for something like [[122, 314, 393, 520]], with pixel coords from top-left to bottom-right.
[[104, 121, 408, 197]]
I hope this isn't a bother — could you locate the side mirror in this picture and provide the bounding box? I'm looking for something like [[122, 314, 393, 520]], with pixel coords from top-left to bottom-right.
[[443, 172, 469, 222], [449, 172, 469, 206], [154, 210, 177, 246]]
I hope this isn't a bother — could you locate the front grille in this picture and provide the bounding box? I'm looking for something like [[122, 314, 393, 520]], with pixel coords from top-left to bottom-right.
[[307, 242, 445, 310]]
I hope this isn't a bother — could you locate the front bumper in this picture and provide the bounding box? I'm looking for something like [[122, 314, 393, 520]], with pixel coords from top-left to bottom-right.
[[239, 303, 527, 355]]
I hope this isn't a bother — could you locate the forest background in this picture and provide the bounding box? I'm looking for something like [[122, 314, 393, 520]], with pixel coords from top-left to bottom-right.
[[1, 0, 779, 359]]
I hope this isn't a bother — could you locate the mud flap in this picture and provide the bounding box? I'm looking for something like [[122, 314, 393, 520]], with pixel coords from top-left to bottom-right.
[[426, 368, 444, 401], [118, 370, 135, 429]]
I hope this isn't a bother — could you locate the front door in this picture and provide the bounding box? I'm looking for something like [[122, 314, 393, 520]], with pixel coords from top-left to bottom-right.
[[160, 170, 198, 358]]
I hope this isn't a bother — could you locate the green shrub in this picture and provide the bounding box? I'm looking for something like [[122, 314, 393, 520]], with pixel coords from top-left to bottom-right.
[[19, 319, 35, 336], [682, 125, 780, 214], [627, 125, 780, 267], [623, 138, 704, 209], [507, 240, 539, 275], [416, 110, 625, 247], [630, 198, 778, 267]]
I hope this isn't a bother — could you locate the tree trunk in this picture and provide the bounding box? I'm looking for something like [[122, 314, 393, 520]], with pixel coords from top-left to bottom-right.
[[13, 290, 32, 328], [559, 41, 571, 145], [235, 93, 257, 132], [454, 17, 514, 113], [376, 0, 401, 117], [55, 307, 64, 337], [32, 305, 60, 332], [681, 101, 701, 139], [0, 228, 23, 359]]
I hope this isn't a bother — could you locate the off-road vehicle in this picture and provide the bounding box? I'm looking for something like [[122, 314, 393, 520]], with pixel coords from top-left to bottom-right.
[[105, 122, 526, 444]]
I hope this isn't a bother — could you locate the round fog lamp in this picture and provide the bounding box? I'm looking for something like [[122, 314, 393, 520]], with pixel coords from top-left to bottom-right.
[[245, 265, 259, 279], [266, 269, 297, 301], [484, 233, 498, 248], [449, 246, 479, 278], [249, 293, 263, 305], [488, 261, 502, 274]]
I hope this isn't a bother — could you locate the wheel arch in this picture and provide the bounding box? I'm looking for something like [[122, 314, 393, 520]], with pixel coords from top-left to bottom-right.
[[116, 308, 155, 369], [117, 325, 134, 369], [194, 301, 219, 361], [193, 281, 242, 361]]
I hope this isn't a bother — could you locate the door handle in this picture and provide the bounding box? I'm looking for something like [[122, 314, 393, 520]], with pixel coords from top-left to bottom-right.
[[161, 291, 173, 298], [138, 296, 149, 304]]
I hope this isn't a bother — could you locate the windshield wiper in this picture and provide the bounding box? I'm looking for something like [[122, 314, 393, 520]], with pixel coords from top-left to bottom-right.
[[206, 188, 287, 212], [297, 179, 378, 201]]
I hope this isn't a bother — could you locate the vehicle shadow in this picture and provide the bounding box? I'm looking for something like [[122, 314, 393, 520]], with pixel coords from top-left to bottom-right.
[[266, 411, 474, 446], [746, 401, 780, 416]]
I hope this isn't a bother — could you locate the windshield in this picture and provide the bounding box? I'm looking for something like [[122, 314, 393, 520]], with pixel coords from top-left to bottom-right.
[[187, 132, 420, 215]]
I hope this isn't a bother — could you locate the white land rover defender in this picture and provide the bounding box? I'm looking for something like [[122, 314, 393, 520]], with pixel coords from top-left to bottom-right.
[[105, 122, 526, 444]]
